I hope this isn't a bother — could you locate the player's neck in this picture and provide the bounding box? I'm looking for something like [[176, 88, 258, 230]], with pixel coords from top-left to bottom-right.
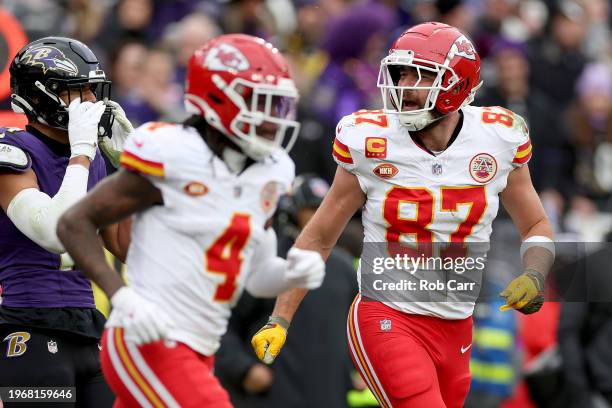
[[29, 123, 69, 144], [413, 111, 461, 152], [222, 146, 248, 174]]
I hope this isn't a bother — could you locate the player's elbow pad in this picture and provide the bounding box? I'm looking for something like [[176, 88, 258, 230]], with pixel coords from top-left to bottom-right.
[[245, 257, 290, 298], [7, 164, 89, 254]]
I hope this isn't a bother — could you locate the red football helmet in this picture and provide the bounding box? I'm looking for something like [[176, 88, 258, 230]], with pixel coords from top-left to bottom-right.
[[378, 22, 482, 131], [185, 34, 300, 160]]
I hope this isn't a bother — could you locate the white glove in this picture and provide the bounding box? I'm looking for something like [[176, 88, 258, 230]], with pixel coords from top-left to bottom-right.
[[106, 287, 174, 345], [99, 100, 134, 168], [68, 98, 105, 160], [285, 247, 325, 289]]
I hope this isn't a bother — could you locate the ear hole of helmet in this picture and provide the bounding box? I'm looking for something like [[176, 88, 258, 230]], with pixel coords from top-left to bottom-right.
[[208, 93, 223, 105]]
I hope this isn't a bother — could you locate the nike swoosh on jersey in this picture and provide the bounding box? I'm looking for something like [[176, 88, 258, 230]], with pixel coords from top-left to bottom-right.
[[460, 344, 472, 354]]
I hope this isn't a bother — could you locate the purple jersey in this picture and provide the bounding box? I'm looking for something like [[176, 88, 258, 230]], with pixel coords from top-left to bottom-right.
[[0, 126, 107, 308]]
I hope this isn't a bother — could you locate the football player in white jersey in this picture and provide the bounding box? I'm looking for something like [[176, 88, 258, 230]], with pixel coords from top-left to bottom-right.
[[251, 22, 555, 407], [57, 34, 325, 407]]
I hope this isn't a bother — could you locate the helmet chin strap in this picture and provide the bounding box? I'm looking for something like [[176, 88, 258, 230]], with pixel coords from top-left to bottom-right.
[[398, 110, 445, 131]]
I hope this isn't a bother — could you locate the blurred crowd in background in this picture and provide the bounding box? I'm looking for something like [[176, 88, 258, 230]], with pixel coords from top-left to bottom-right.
[[1, 0, 612, 407]]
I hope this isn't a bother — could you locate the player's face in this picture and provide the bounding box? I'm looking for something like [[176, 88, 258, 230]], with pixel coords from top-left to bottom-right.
[[396, 66, 436, 111], [247, 93, 293, 141], [58, 85, 97, 106]]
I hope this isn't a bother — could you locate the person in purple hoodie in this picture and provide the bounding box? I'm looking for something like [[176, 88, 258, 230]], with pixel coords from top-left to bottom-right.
[[0, 37, 131, 407]]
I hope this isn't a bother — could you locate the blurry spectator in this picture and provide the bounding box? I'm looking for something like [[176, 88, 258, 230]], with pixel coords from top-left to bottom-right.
[[4, 0, 69, 39], [582, 0, 612, 60], [310, 3, 396, 127], [137, 48, 184, 122], [216, 174, 358, 408], [97, 0, 155, 51], [409, 0, 440, 24], [473, 0, 518, 59], [285, 0, 329, 97], [109, 41, 151, 125], [164, 12, 220, 87], [112, 46, 183, 125], [110, 41, 147, 100], [220, 0, 277, 39], [567, 63, 612, 202], [528, 0, 588, 109], [68, 0, 106, 42], [477, 40, 573, 194], [148, 0, 204, 41], [435, 0, 476, 34]]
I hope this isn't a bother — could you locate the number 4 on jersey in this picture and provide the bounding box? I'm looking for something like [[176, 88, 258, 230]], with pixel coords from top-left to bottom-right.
[[205, 214, 251, 302]]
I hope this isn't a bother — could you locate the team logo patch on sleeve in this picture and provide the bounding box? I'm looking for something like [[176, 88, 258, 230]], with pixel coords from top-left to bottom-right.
[[0, 144, 29, 170], [365, 137, 387, 159], [469, 153, 497, 183], [260, 181, 279, 214]]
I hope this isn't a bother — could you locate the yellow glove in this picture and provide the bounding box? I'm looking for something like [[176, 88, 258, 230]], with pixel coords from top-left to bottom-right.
[[500, 269, 545, 314], [251, 316, 289, 364]]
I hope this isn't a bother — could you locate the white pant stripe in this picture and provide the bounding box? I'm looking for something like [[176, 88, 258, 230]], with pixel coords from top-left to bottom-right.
[[107, 328, 153, 408], [125, 341, 180, 408], [351, 296, 393, 407], [347, 319, 386, 407]]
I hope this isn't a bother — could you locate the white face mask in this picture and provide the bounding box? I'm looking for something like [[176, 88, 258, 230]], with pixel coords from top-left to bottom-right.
[[209, 75, 301, 161], [377, 50, 481, 131]]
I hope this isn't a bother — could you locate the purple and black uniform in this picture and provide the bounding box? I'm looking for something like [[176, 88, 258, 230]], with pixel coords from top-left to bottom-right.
[[0, 126, 107, 338]]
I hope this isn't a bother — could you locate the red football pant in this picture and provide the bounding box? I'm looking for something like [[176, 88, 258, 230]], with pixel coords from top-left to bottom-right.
[[347, 295, 472, 408], [100, 327, 232, 408]]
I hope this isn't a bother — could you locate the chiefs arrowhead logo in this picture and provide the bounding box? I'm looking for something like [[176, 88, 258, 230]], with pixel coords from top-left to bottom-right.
[[451, 35, 477, 61], [373, 163, 398, 179], [205, 44, 250, 72]]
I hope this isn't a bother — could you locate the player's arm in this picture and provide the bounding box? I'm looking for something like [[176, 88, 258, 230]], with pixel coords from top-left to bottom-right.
[[251, 166, 365, 363], [57, 169, 161, 297], [58, 169, 173, 344], [499, 165, 554, 314], [0, 99, 110, 254], [245, 228, 324, 298], [0, 154, 93, 254]]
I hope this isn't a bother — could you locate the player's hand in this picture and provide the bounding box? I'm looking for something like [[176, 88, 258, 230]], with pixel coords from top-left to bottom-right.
[[499, 269, 545, 314], [285, 247, 325, 289], [107, 286, 174, 344], [99, 100, 133, 168], [68, 98, 105, 161], [251, 316, 289, 364]]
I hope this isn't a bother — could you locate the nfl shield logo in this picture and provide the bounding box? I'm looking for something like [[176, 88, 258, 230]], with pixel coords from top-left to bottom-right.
[[432, 163, 443, 175], [47, 340, 58, 354], [380, 319, 392, 331]]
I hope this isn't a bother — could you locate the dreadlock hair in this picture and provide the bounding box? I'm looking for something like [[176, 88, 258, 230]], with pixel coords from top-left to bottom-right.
[[182, 115, 254, 168]]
